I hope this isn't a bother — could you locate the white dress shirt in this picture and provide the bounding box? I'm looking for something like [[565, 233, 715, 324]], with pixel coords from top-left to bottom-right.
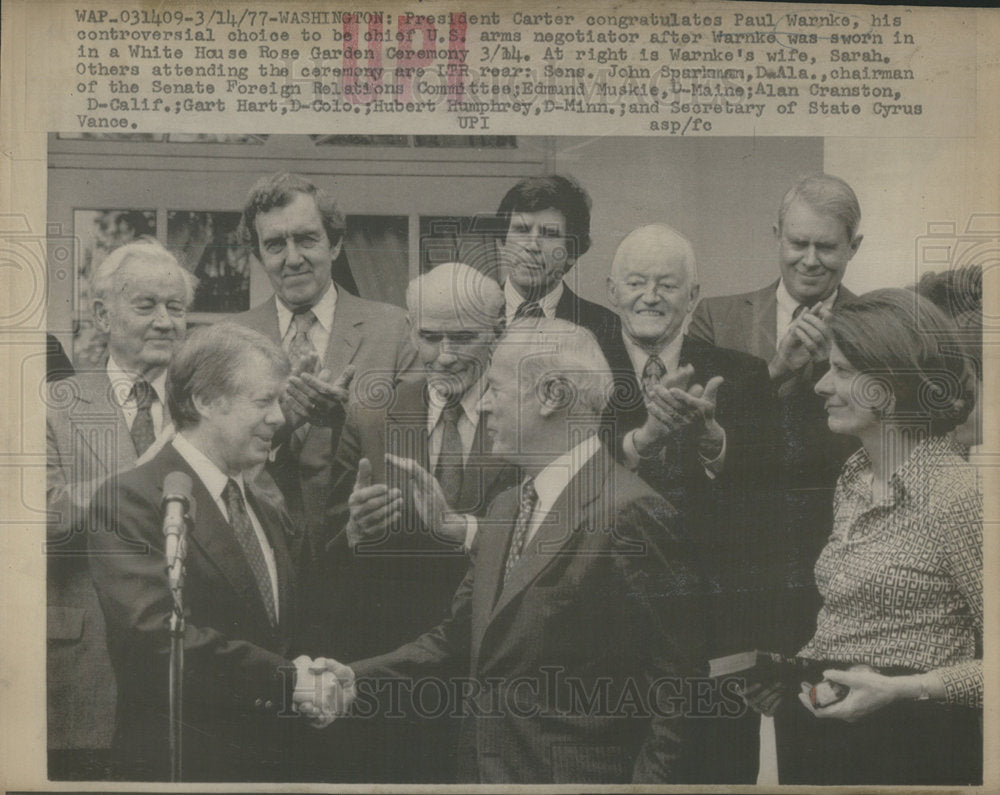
[[775, 279, 838, 345], [523, 434, 602, 547], [172, 433, 280, 619], [503, 277, 564, 325], [426, 377, 486, 471], [107, 355, 167, 436], [276, 282, 338, 364]]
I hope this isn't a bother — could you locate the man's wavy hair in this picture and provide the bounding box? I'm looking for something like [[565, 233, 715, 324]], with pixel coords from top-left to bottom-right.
[[240, 172, 346, 257], [496, 174, 592, 261]]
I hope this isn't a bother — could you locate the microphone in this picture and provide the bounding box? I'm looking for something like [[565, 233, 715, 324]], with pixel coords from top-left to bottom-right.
[[162, 471, 194, 591]]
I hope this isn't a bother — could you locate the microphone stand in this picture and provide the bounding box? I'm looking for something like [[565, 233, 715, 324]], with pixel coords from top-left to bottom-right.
[[167, 524, 188, 782]]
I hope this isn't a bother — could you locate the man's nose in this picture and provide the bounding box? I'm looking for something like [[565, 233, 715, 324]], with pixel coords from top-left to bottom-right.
[[265, 399, 285, 425], [802, 245, 820, 267], [151, 303, 173, 327], [285, 239, 305, 266]]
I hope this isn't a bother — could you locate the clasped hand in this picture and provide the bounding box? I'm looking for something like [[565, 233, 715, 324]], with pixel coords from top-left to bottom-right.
[[635, 364, 726, 460], [292, 655, 356, 728], [282, 363, 356, 430], [770, 304, 832, 380]]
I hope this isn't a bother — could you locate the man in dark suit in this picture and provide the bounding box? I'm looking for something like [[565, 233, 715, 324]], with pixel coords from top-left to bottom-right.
[[603, 224, 782, 782], [315, 319, 707, 784], [688, 173, 863, 652], [495, 174, 620, 355], [233, 172, 416, 549], [87, 323, 345, 782], [46, 239, 195, 778], [320, 262, 514, 781]]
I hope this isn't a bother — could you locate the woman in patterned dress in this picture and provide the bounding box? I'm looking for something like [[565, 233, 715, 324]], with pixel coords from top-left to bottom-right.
[[772, 288, 983, 785]]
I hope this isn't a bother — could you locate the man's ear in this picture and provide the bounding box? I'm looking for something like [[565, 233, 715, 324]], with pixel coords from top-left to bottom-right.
[[606, 275, 620, 309], [330, 238, 344, 260], [93, 298, 111, 333], [772, 222, 781, 243], [687, 283, 701, 313], [191, 392, 220, 423], [848, 233, 864, 259], [537, 373, 574, 417]]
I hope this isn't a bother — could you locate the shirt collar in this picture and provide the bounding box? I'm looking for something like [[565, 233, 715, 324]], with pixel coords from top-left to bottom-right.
[[839, 434, 966, 510], [776, 279, 839, 315], [171, 432, 246, 505], [503, 277, 564, 322], [620, 329, 685, 377], [531, 434, 603, 514], [107, 355, 167, 406], [427, 375, 487, 430], [275, 282, 337, 339]]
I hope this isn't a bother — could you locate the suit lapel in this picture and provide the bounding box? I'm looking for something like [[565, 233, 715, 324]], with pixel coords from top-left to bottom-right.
[[74, 371, 139, 470], [160, 446, 276, 631], [487, 446, 609, 624], [323, 288, 364, 381], [748, 283, 778, 361]]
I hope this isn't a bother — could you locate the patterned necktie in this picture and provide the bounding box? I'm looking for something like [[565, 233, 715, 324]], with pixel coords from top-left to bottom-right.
[[641, 354, 667, 395], [288, 309, 318, 373], [222, 479, 277, 626], [792, 303, 808, 321], [435, 403, 465, 507], [129, 379, 156, 456], [503, 476, 538, 585], [513, 300, 544, 320]]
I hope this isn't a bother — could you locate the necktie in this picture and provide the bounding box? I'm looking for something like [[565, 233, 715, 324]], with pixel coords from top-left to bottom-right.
[[129, 379, 156, 456], [503, 476, 538, 585], [222, 479, 277, 626], [641, 354, 667, 395], [792, 303, 808, 321], [435, 403, 465, 506], [513, 300, 544, 320], [288, 309, 318, 373]]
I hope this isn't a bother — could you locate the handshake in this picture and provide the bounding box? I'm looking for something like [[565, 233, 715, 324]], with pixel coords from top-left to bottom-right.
[[292, 656, 357, 728]]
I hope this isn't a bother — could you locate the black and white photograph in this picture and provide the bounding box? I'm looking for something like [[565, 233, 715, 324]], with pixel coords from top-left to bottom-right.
[[1, 1, 996, 792]]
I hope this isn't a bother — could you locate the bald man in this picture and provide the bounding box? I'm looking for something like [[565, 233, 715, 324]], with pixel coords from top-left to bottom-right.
[[319, 263, 516, 782], [603, 225, 783, 784]]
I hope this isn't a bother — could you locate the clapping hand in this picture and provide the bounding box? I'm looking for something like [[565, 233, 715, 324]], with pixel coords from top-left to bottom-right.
[[346, 458, 402, 548], [770, 304, 832, 380], [634, 365, 726, 459], [282, 364, 356, 430], [292, 655, 356, 728]]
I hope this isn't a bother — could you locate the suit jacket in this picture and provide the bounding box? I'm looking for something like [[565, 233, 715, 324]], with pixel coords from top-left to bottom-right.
[[46, 369, 157, 751], [324, 377, 516, 660], [233, 287, 417, 547], [554, 284, 621, 365], [351, 445, 707, 784], [601, 329, 784, 655], [87, 442, 308, 781], [688, 281, 860, 651]]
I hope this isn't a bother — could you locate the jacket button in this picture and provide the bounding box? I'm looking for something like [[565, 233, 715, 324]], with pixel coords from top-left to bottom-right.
[[254, 698, 264, 709], [264, 700, 274, 710]]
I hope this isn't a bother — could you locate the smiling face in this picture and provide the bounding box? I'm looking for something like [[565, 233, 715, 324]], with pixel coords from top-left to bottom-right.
[[413, 298, 497, 403], [501, 208, 575, 299], [814, 342, 883, 441], [255, 192, 341, 312], [776, 199, 861, 305], [199, 352, 286, 475], [607, 228, 699, 350], [94, 256, 188, 377]]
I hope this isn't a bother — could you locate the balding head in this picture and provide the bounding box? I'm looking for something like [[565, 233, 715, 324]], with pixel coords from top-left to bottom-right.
[[407, 262, 505, 401], [607, 224, 700, 350]]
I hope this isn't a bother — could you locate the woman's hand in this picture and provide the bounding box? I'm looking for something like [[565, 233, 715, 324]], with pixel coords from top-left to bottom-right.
[[798, 665, 910, 722]]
